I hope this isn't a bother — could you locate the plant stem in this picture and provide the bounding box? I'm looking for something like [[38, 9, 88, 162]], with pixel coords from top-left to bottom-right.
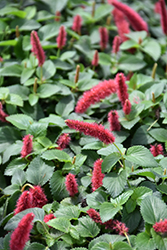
[[40, 66, 43, 84], [124, 232, 131, 247], [113, 142, 126, 169], [57, 48, 60, 58]]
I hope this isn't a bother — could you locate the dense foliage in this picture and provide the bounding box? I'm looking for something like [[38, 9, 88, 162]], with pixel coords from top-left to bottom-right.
[[0, 0, 167, 249]]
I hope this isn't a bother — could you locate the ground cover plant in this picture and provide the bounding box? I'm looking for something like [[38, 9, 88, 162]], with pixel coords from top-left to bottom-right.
[[0, 0, 167, 249]]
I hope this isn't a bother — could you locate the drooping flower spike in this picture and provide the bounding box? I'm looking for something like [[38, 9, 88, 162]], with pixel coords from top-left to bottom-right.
[[112, 8, 130, 42], [112, 35, 121, 54], [108, 110, 121, 131], [92, 50, 99, 67], [109, 0, 148, 32], [14, 191, 33, 215], [123, 99, 131, 115], [21, 134, 33, 158], [65, 119, 115, 145], [87, 209, 102, 224], [65, 173, 78, 196], [44, 214, 56, 227], [10, 213, 35, 250], [157, 0, 167, 35], [56, 26, 67, 49], [75, 79, 117, 113], [30, 31, 45, 66], [92, 159, 105, 191], [29, 185, 48, 208], [115, 73, 129, 106]]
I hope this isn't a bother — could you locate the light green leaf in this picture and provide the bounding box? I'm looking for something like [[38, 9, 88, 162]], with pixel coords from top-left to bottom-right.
[[142, 39, 161, 61], [91, 242, 111, 250], [3, 141, 22, 163], [6, 94, 23, 107], [21, 68, 35, 84], [88, 234, 125, 249], [29, 93, 39, 106], [148, 128, 167, 142], [140, 195, 167, 224], [41, 149, 72, 162], [4, 158, 27, 176], [11, 169, 26, 186], [4, 207, 44, 231], [151, 228, 167, 250], [26, 156, 54, 186], [118, 55, 146, 71], [55, 205, 80, 220], [86, 191, 107, 209], [77, 216, 100, 238], [50, 170, 68, 200], [0, 40, 17, 46], [27, 243, 46, 250], [26, 122, 47, 138], [6, 114, 33, 130], [37, 83, 61, 98], [111, 190, 133, 206], [47, 217, 70, 233], [135, 232, 156, 250], [36, 60, 56, 80], [56, 94, 75, 117], [113, 242, 133, 250], [0, 6, 26, 18], [125, 146, 158, 167], [0, 87, 9, 99], [0, 64, 22, 77], [102, 152, 121, 173], [100, 202, 121, 223]]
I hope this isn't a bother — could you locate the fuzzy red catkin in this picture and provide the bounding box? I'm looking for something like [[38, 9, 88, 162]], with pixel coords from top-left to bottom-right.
[[75, 79, 117, 113], [65, 119, 115, 145], [10, 213, 34, 250], [56, 26, 67, 49], [0, 101, 9, 122], [14, 191, 33, 215], [87, 208, 102, 224], [57, 133, 71, 150], [158, 0, 167, 35], [92, 159, 105, 191], [30, 31, 45, 66], [21, 134, 33, 158], [92, 50, 99, 66], [29, 185, 48, 208], [108, 110, 121, 131], [109, 0, 148, 32], [112, 35, 121, 54], [123, 99, 131, 115], [153, 219, 167, 234], [115, 73, 129, 106], [99, 27, 109, 50], [72, 15, 82, 33], [65, 173, 78, 196], [150, 144, 163, 157]]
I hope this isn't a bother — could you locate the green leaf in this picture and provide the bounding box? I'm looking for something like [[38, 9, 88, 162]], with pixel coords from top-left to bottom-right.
[[2, 140, 22, 163], [132, 125, 155, 145], [131, 186, 152, 206], [122, 208, 141, 233], [11, 19, 41, 31], [3, 184, 20, 195], [0, 40, 17, 46], [86, 190, 107, 209], [142, 38, 161, 61], [103, 170, 127, 198], [39, 23, 60, 40], [125, 31, 147, 43], [77, 216, 100, 238], [55, 205, 80, 220], [60, 51, 76, 61], [41, 149, 71, 162], [120, 116, 140, 130], [6, 114, 33, 130], [4, 158, 27, 176], [26, 122, 47, 137], [135, 232, 156, 250], [102, 152, 121, 173], [29, 93, 39, 106], [47, 217, 70, 233], [157, 183, 167, 195], [0, 64, 22, 77], [130, 169, 156, 180], [98, 53, 111, 65], [148, 128, 167, 142], [0, 126, 21, 153], [82, 141, 103, 150], [100, 202, 121, 223], [36, 60, 56, 80], [118, 55, 146, 71], [88, 234, 125, 249], [37, 83, 61, 98], [111, 190, 133, 206], [0, 6, 26, 18], [0, 87, 9, 99], [140, 195, 167, 224], [91, 242, 111, 250], [120, 40, 139, 50], [151, 228, 167, 250], [27, 243, 46, 250], [8, 84, 29, 101], [26, 156, 54, 186], [94, 4, 113, 21], [6, 93, 23, 107], [50, 170, 68, 200], [113, 242, 133, 250], [4, 207, 44, 231], [11, 169, 26, 186], [21, 68, 35, 84], [56, 94, 75, 117], [125, 146, 158, 167]]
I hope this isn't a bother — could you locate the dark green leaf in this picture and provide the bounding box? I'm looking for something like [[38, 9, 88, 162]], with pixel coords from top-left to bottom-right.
[[77, 216, 100, 238], [151, 228, 167, 250], [6, 114, 33, 130], [102, 152, 121, 173], [27, 243, 46, 250], [50, 170, 68, 200], [149, 128, 167, 142], [41, 149, 72, 162], [56, 94, 75, 117], [100, 202, 121, 223]]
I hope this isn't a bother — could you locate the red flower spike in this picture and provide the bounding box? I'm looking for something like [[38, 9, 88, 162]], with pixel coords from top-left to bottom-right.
[[21, 134, 33, 158], [112, 8, 130, 42], [153, 219, 167, 234], [57, 133, 71, 150], [65, 120, 115, 145], [87, 209, 102, 224], [56, 26, 67, 49], [0, 57, 3, 62], [14, 191, 33, 215], [112, 35, 121, 54], [72, 15, 82, 34], [10, 213, 34, 250], [65, 173, 78, 196], [92, 50, 99, 67], [154, 2, 161, 14], [109, 0, 148, 32], [112, 220, 129, 236], [150, 144, 163, 157], [108, 110, 121, 131], [44, 214, 56, 227], [99, 27, 109, 50], [158, 0, 167, 35], [92, 159, 105, 191], [123, 99, 131, 115], [0, 102, 9, 122], [30, 31, 45, 67], [55, 11, 61, 21], [115, 73, 129, 106], [75, 79, 117, 113], [29, 185, 47, 208]]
